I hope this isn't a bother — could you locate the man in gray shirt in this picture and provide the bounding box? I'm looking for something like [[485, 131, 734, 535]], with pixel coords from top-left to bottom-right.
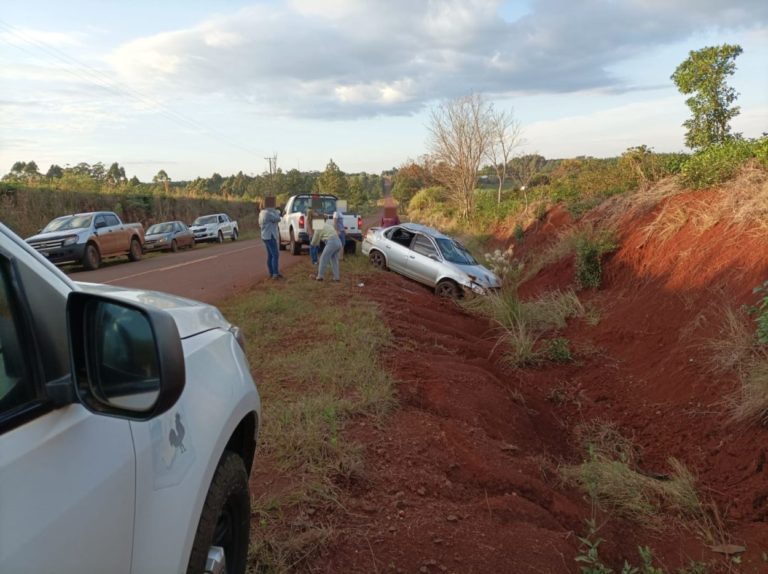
[[258, 207, 282, 279]]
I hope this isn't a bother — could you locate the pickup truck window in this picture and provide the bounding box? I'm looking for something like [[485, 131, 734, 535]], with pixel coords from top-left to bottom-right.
[[0, 262, 34, 419], [95, 214, 107, 229], [42, 214, 93, 233], [292, 197, 337, 215], [105, 214, 120, 227]]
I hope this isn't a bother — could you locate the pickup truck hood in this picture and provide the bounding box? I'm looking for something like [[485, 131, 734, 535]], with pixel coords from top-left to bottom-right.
[[26, 229, 84, 242], [76, 282, 231, 338]]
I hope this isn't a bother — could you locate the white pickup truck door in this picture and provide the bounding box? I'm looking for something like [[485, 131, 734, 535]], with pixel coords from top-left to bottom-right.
[[0, 409, 135, 574], [0, 252, 135, 574]]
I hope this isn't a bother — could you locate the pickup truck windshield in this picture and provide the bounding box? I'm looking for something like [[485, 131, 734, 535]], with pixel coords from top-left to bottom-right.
[[42, 215, 94, 233], [436, 238, 478, 265], [193, 216, 218, 225], [147, 223, 174, 234]]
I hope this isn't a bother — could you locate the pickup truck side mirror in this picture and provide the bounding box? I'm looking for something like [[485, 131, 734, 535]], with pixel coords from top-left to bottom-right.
[[67, 292, 185, 420]]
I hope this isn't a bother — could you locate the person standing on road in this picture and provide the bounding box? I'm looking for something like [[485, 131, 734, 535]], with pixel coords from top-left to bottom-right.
[[306, 208, 319, 265], [333, 209, 346, 261], [311, 215, 342, 281], [259, 205, 282, 279]]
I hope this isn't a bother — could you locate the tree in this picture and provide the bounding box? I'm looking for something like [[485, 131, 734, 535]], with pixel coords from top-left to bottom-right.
[[316, 159, 349, 198], [106, 162, 126, 186], [485, 108, 522, 204], [427, 93, 494, 218], [46, 164, 64, 179], [153, 169, 171, 194], [392, 158, 435, 207], [509, 154, 546, 209], [671, 44, 743, 150]]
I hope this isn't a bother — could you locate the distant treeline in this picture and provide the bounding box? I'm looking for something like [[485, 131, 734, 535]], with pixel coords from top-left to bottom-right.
[[1, 158, 387, 237]]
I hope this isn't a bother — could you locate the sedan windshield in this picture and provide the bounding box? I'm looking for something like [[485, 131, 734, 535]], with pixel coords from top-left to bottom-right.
[[193, 215, 218, 225], [42, 215, 93, 233], [436, 238, 477, 265], [147, 223, 174, 234]]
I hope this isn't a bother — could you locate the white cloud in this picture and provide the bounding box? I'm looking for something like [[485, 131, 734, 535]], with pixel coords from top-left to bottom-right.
[[102, 0, 767, 119]]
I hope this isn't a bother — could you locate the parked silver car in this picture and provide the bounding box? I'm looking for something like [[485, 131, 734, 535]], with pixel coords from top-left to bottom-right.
[[143, 221, 195, 252], [362, 223, 501, 297]]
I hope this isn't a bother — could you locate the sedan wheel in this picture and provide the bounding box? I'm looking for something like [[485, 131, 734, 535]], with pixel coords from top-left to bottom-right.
[[435, 280, 460, 299], [369, 250, 386, 269]]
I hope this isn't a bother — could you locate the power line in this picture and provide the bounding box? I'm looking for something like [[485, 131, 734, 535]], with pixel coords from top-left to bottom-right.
[[0, 20, 265, 161]]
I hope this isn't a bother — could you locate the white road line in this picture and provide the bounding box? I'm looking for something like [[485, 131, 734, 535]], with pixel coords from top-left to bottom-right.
[[104, 244, 260, 284]]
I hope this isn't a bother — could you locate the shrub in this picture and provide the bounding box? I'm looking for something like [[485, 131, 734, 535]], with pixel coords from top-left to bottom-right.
[[575, 228, 618, 289], [545, 337, 572, 362], [408, 186, 446, 212], [680, 137, 767, 188], [483, 246, 525, 288]]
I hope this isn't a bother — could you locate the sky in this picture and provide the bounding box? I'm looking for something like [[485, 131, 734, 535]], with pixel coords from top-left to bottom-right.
[[1, 0, 766, 181]]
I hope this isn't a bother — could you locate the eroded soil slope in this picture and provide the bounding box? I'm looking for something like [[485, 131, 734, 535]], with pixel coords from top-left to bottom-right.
[[309, 273, 585, 573], [309, 172, 768, 573]]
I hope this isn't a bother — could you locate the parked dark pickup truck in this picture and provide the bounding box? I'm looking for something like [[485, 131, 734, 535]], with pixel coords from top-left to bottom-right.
[[25, 211, 144, 270]]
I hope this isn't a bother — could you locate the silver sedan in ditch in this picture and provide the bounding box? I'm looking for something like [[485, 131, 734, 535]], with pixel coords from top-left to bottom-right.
[[362, 223, 501, 297]]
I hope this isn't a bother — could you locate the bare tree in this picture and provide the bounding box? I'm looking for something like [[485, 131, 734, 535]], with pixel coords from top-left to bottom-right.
[[427, 93, 493, 219], [510, 153, 545, 211], [486, 108, 522, 204]]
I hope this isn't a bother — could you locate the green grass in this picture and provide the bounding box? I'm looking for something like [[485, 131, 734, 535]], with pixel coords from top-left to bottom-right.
[[219, 256, 396, 572]]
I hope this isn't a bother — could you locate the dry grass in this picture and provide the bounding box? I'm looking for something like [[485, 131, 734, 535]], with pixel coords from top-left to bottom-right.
[[562, 421, 703, 528], [631, 167, 768, 250], [466, 288, 584, 367], [709, 306, 768, 425], [219, 257, 396, 572]]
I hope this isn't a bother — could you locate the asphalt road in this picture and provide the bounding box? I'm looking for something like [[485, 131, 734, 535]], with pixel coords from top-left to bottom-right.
[[69, 239, 303, 303]]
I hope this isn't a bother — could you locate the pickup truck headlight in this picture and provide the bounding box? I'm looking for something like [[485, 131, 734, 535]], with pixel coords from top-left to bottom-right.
[[62, 235, 79, 247]]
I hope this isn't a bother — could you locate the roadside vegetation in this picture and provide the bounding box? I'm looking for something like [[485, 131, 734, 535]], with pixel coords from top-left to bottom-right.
[[1, 158, 384, 238], [218, 256, 394, 572]]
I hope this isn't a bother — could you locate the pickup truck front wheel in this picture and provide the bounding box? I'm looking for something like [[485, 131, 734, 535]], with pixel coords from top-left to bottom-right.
[[82, 243, 101, 270], [187, 451, 250, 574], [128, 238, 143, 262]]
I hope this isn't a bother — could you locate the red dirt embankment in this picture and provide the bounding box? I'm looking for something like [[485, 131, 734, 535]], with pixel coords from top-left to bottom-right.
[[310, 172, 768, 573]]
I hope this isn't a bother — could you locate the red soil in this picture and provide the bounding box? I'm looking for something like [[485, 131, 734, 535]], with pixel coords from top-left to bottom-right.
[[306, 176, 768, 573]]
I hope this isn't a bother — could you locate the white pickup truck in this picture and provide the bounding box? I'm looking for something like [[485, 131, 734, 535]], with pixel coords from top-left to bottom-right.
[[0, 222, 260, 574], [278, 194, 362, 255], [190, 213, 239, 243]]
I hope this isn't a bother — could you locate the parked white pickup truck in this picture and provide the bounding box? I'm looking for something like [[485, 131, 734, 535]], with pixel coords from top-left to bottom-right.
[[190, 213, 239, 243], [278, 194, 362, 255], [0, 222, 260, 574]]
